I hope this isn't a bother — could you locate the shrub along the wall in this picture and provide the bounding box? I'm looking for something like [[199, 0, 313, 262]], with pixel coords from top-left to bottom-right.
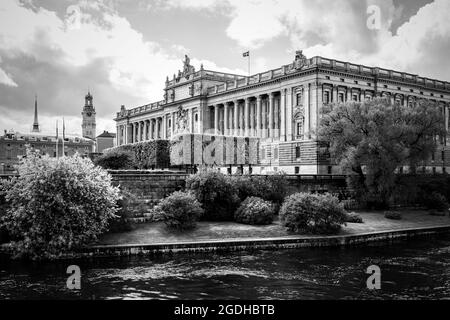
[[234, 197, 275, 225], [229, 174, 287, 206], [154, 191, 204, 231], [103, 140, 171, 169], [94, 150, 134, 170], [186, 171, 240, 221], [279, 192, 347, 234]]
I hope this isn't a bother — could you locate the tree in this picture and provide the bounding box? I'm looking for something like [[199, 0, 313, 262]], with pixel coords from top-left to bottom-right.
[[318, 98, 444, 208], [0, 148, 120, 260]]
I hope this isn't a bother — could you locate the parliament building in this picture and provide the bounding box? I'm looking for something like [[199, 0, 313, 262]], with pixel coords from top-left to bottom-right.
[[114, 52, 450, 174]]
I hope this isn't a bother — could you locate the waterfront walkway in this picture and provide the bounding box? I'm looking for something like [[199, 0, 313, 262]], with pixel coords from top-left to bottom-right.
[[95, 209, 450, 248]]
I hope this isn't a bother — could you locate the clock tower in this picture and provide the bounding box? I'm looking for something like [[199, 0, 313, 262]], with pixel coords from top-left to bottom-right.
[[81, 91, 96, 140]]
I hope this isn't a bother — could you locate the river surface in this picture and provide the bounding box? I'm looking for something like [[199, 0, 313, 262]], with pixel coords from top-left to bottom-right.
[[1, 235, 450, 300]]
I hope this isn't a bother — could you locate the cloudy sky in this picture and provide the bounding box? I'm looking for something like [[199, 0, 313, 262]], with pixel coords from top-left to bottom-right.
[[1, 0, 449, 136]]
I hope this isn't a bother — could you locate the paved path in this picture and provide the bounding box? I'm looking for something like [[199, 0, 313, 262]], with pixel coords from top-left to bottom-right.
[[97, 210, 450, 246]]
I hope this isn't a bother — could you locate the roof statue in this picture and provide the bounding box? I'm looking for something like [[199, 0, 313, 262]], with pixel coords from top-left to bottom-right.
[[182, 54, 195, 77], [294, 50, 307, 69]]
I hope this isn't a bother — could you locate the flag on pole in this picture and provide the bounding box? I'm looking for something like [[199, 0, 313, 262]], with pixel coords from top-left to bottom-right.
[[242, 51, 249, 57]]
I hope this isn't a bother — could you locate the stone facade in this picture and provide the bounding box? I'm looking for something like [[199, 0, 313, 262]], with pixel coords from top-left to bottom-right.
[[110, 172, 188, 215], [114, 52, 450, 174], [96, 131, 116, 153]]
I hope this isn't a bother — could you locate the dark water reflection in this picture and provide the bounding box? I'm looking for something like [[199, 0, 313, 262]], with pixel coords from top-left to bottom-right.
[[1, 235, 450, 300]]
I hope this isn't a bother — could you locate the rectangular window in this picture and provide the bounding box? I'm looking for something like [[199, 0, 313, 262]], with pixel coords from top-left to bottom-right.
[[296, 93, 302, 106], [352, 94, 358, 101], [327, 166, 332, 174], [295, 167, 300, 174], [295, 146, 301, 158], [323, 91, 330, 104], [338, 93, 344, 103]]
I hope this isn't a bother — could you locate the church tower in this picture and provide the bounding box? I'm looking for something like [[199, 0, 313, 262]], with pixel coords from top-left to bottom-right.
[[32, 94, 40, 133], [81, 91, 96, 139]]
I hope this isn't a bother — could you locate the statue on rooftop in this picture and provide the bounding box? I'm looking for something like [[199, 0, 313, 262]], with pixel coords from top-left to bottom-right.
[[294, 50, 307, 69], [182, 54, 195, 76]]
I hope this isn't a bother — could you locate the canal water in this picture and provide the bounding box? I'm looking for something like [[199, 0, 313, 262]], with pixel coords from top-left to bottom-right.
[[1, 235, 450, 300]]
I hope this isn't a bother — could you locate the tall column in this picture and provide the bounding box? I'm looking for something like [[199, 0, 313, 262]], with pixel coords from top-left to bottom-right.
[[286, 88, 293, 141], [333, 86, 338, 103], [305, 84, 310, 138], [274, 96, 280, 138], [171, 112, 176, 135], [262, 98, 267, 138], [224, 103, 229, 135], [269, 93, 274, 138], [148, 119, 152, 139], [162, 115, 167, 139], [445, 105, 449, 133], [234, 101, 239, 136], [214, 105, 219, 135], [244, 98, 250, 136], [280, 89, 286, 141], [158, 118, 162, 139], [256, 96, 262, 137], [131, 123, 135, 143]]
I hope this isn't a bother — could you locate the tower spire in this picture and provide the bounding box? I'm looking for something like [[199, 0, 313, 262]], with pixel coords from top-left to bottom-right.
[[32, 94, 40, 133]]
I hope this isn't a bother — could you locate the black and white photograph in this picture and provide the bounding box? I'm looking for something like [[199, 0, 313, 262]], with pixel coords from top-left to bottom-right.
[[1, 0, 450, 311]]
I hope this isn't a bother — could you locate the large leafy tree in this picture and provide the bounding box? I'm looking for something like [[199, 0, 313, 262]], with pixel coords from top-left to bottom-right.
[[318, 98, 445, 208]]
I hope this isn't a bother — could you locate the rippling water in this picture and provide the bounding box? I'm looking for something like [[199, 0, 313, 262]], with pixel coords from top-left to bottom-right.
[[1, 235, 450, 300]]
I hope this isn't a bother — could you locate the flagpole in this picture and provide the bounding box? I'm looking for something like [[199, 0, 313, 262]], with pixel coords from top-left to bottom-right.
[[62, 118, 65, 157], [56, 120, 59, 159]]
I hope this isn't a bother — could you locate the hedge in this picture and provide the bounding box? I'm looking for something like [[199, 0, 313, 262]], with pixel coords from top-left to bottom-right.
[[103, 140, 170, 169]]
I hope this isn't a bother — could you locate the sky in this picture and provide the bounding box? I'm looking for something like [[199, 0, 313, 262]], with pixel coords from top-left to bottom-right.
[[0, 0, 449, 136]]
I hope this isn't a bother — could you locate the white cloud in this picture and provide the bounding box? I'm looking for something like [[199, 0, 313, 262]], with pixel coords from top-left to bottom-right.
[[0, 67, 17, 87], [167, 0, 450, 80]]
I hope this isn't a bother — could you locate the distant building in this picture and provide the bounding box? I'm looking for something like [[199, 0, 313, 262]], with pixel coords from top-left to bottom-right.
[[82, 91, 96, 140], [96, 130, 116, 153], [0, 96, 95, 174]]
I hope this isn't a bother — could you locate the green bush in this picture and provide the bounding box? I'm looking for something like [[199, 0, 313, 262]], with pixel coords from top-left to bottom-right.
[[279, 193, 347, 234], [155, 191, 204, 231], [186, 171, 240, 221], [421, 192, 449, 211], [0, 149, 120, 260], [344, 212, 363, 223], [230, 174, 287, 206], [384, 211, 402, 220], [0, 181, 9, 244], [234, 197, 275, 225], [94, 150, 134, 170], [104, 140, 170, 169]]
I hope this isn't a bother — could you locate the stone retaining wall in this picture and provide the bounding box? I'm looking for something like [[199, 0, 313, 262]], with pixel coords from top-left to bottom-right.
[[111, 172, 189, 214]]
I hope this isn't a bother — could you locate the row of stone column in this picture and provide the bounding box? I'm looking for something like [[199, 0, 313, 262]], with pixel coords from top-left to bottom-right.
[[210, 92, 284, 139], [117, 117, 165, 145]]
